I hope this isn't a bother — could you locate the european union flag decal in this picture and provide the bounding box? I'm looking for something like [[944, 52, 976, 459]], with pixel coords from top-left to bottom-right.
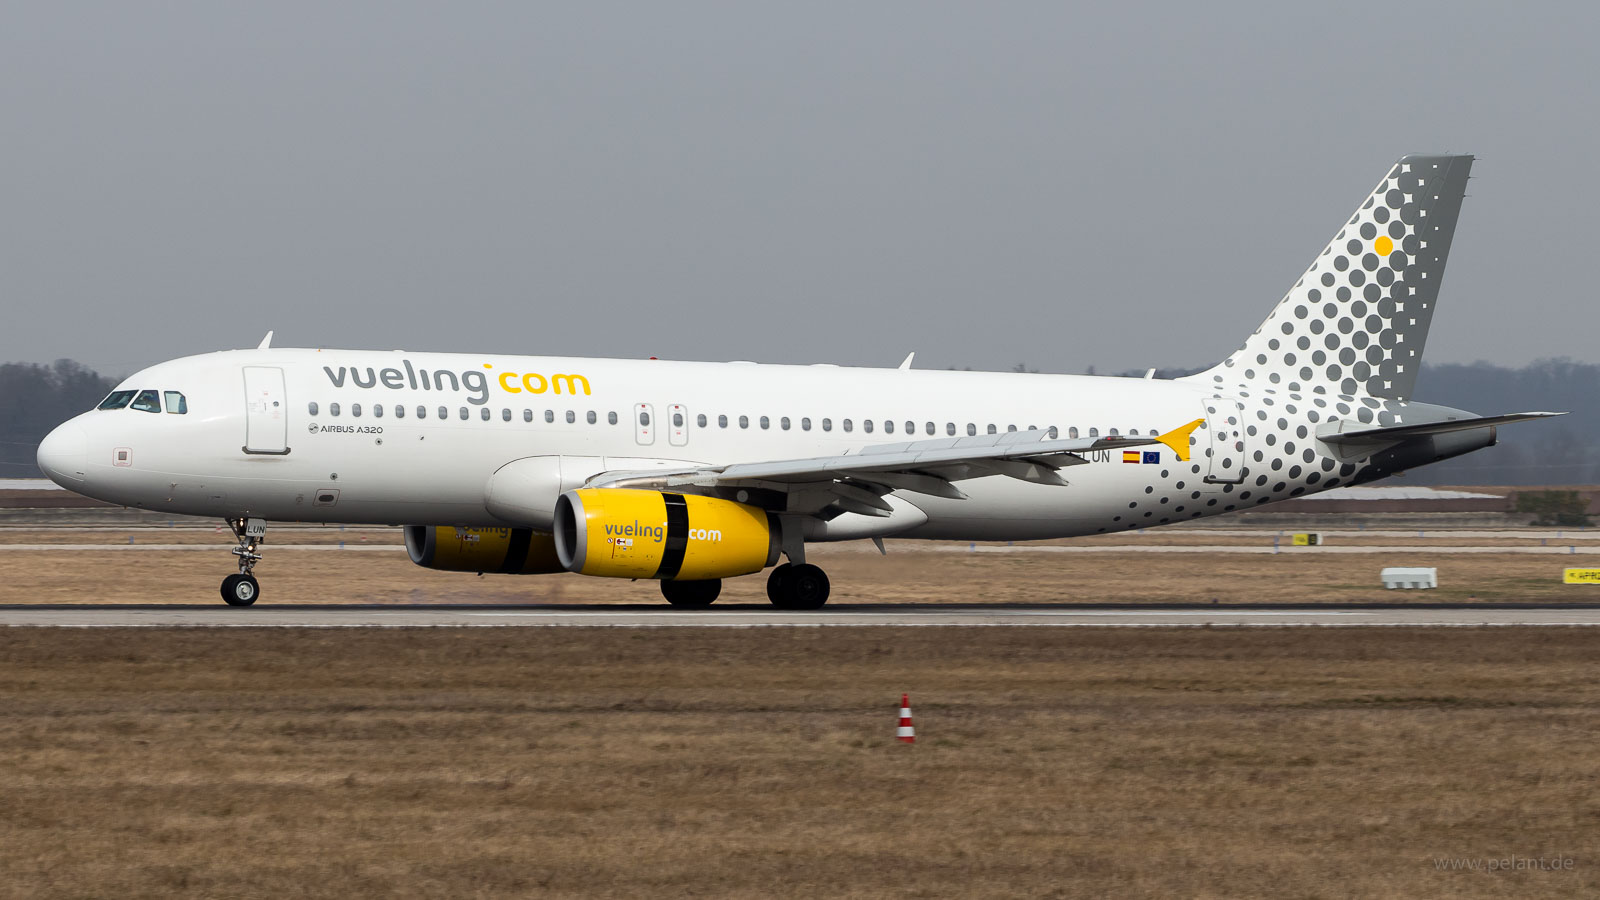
[[1142, 451, 1160, 464]]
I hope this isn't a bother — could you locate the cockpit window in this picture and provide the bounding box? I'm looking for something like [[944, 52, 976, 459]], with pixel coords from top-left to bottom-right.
[[130, 390, 162, 413], [97, 390, 136, 410], [164, 392, 188, 414]]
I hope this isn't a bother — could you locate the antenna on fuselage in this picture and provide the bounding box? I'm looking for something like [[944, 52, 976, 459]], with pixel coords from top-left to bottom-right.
[[898, 352, 915, 370], [257, 331, 274, 350]]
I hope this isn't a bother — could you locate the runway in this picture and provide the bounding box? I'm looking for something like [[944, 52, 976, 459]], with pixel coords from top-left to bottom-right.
[[4, 604, 1600, 627]]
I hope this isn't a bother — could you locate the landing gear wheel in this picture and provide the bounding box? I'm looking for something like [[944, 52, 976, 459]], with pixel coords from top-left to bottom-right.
[[765, 563, 792, 605], [221, 573, 260, 607], [770, 563, 829, 610], [661, 579, 721, 608]]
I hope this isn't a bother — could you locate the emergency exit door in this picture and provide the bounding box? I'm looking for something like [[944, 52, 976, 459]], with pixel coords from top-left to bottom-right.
[[243, 366, 290, 454]]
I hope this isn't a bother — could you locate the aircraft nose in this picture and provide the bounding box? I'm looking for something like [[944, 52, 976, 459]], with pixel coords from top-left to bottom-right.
[[36, 421, 88, 485]]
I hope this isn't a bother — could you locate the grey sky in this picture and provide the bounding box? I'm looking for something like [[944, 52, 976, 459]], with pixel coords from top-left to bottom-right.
[[2, 2, 1594, 379]]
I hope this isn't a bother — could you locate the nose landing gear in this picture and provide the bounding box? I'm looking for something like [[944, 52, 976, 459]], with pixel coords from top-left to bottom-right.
[[222, 517, 266, 606]]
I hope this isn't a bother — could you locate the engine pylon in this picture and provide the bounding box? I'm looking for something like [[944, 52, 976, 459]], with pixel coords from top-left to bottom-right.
[[897, 693, 915, 744]]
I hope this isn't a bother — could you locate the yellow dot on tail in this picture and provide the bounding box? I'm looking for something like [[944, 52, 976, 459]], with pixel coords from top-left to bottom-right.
[[1374, 235, 1394, 255]]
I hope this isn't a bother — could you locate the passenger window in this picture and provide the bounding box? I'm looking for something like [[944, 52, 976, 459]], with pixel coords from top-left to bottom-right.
[[567, 410, 576, 424], [905, 421, 915, 435], [1007, 425, 1017, 432], [163, 392, 187, 414], [674, 412, 685, 427], [843, 419, 853, 433], [967, 423, 977, 436], [925, 422, 935, 436], [1089, 427, 1099, 437], [759, 416, 769, 430], [394, 405, 405, 419], [801, 417, 811, 431], [739, 415, 749, 429], [503, 409, 512, 422], [946, 423, 956, 436], [884, 420, 894, 434], [351, 403, 362, 418], [330, 403, 341, 417], [373, 404, 384, 418], [862, 419, 872, 433], [98, 390, 136, 410], [438, 406, 448, 420], [1047, 426, 1057, 438], [459, 407, 468, 421], [697, 414, 707, 428], [822, 418, 832, 432], [479, 408, 489, 421], [987, 424, 997, 434], [1069, 427, 1078, 439], [131, 390, 161, 413], [545, 410, 554, 423], [523, 409, 532, 422], [781, 416, 791, 431], [307, 401, 319, 416], [588, 411, 598, 425], [418, 406, 427, 419], [1109, 427, 1119, 436], [608, 412, 618, 425], [635, 411, 645, 426]]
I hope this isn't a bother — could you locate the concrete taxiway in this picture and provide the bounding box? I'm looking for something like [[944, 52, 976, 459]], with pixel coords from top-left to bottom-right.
[[3, 604, 1600, 627]]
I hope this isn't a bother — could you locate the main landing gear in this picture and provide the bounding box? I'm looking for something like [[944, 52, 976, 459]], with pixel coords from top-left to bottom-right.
[[660, 579, 722, 608], [657, 562, 833, 610], [766, 563, 830, 610], [221, 517, 266, 607]]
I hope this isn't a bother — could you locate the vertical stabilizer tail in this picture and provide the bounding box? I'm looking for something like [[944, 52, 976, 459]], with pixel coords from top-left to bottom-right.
[[1187, 154, 1473, 400]]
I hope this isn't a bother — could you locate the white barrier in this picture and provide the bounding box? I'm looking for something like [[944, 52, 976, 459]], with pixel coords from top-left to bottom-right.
[[1381, 567, 1438, 590]]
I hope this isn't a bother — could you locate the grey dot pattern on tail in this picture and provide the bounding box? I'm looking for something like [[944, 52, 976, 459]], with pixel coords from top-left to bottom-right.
[[1199, 155, 1473, 401]]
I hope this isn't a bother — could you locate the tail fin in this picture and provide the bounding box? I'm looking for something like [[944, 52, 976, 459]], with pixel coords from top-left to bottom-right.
[[1188, 154, 1473, 400]]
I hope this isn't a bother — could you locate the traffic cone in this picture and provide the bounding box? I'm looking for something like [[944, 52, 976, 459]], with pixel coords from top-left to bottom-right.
[[897, 693, 915, 743]]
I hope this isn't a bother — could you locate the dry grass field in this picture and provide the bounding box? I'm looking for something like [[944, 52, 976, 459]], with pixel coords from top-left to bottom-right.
[[2, 627, 1598, 898], [1, 529, 1597, 605]]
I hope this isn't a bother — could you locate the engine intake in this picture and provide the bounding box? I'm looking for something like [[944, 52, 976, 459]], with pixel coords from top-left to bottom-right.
[[405, 525, 563, 574], [554, 489, 779, 580]]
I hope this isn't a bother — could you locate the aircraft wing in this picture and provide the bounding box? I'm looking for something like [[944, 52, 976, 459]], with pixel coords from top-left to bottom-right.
[[1317, 411, 1566, 446], [590, 419, 1204, 516]]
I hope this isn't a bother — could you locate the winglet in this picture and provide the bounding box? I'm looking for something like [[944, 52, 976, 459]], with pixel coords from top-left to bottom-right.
[[1157, 418, 1205, 462], [898, 352, 915, 370], [257, 331, 274, 350]]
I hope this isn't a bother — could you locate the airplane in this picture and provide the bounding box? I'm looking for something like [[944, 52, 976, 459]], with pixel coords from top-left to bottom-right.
[[35, 154, 1563, 609]]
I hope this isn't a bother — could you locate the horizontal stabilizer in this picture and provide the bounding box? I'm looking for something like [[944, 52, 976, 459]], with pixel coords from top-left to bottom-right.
[[1317, 411, 1566, 446]]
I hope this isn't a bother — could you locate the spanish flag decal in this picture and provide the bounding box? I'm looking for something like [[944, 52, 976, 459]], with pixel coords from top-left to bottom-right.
[[1122, 451, 1142, 464]]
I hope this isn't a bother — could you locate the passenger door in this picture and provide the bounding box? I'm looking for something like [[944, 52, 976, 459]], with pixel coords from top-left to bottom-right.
[[1202, 398, 1246, 484], [243, 366, 290, 455]]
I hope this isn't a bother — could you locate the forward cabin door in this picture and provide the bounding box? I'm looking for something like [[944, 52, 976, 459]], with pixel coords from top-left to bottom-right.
[[243, 366, 290, 455], [1202, 398, 1246, 484]]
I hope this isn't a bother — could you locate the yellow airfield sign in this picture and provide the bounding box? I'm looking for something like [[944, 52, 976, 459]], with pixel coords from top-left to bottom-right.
[[1563, 569, 1600, 584]]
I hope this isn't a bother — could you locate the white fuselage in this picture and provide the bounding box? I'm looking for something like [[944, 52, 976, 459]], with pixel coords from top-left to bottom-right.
[[39, 348, 1326, 541]]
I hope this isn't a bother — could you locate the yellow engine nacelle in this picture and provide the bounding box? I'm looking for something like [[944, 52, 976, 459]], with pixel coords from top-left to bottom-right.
[[553, 489, 779, 580], [404, 525, 564, 574]]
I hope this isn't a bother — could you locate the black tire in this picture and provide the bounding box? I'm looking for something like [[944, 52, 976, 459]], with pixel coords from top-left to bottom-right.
[[765, 563, 792, 606], [774, 564, 830, 610], [221, 573, 259, 607], [660, 578, 721, 608]]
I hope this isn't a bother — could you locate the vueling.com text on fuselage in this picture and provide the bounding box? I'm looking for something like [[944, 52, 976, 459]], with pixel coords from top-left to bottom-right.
[[323, 361, 591, 405]]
